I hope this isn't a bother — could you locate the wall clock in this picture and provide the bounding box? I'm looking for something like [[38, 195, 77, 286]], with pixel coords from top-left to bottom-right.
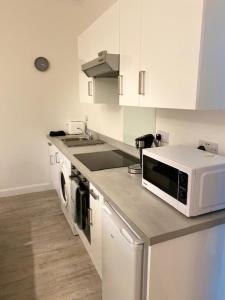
[[34, 57, 50, 72]]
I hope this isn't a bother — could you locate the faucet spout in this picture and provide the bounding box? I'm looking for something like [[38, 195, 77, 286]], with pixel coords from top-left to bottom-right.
[[76, 127, 92, 140]]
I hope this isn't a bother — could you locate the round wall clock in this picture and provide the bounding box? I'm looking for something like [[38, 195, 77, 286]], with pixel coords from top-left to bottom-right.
[[34, 57, 50, 72]]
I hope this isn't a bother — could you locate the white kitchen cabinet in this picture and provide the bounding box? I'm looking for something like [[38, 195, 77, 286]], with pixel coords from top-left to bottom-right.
[[74, 183, 103, 279], [120, 0, 225, 110], [89, 183, 103, 278], [78, 2, 119, 104], [48, 142, 60, 195], [118, 0, 141, 106], [139, 0, 202, 109], [147, 224, 225, 300]]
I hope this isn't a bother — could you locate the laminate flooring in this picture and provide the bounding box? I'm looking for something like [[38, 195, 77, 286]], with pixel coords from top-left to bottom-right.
[[0, 190, 101, 300]]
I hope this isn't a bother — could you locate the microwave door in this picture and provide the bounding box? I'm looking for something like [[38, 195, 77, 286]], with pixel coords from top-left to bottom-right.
[[143, 156, 179, 199]]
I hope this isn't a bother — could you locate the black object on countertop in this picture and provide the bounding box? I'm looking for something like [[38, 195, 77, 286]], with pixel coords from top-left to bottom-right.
[[135, 134, 155, 167], [49, 130, 66, 137], [198, 145, 206, 151], [74, 150, 139, 171]]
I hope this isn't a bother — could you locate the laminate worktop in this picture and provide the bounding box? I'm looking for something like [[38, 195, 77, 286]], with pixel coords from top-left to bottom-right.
[[47, 135, 225, 245]]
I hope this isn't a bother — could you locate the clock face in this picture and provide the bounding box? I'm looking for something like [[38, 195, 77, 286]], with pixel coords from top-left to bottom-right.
[[34, 57, 49, 72]]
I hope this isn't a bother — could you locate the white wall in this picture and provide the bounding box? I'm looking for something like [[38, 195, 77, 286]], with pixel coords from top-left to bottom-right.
[[156, 109, 225, 155], [0, 0, 116, 195]]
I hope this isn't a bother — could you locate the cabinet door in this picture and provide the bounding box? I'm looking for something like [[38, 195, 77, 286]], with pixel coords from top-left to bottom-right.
[[78, 3, 119, 104], [119, 0, 141, 106], [78, 31, 95, 104], [90, 2, 119, 55], [79, 72, 94, 104], [139, 0, 203, 109], [48, 143, 60, 193], [90, 184, 103, 279]]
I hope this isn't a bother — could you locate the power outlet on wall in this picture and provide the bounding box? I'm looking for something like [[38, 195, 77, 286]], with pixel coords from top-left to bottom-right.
[[157, 130, 170, 144], [199, 140, 218, 154]]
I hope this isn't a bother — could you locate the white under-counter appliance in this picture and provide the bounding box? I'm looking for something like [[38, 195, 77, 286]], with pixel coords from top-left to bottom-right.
[[102, 202, 144, 300], [142, 145, 225, 217]]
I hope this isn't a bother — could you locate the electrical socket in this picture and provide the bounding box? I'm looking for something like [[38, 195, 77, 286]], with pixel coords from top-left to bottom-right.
[[157, 130, 170, 144], [199, 140, 218, 154]]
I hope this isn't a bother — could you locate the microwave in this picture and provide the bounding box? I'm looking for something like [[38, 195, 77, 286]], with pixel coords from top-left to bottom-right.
[[142, 145, 225, 217]]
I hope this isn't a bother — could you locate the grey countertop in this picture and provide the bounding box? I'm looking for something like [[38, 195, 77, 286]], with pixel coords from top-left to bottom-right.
[[47, 135, 225, 246]]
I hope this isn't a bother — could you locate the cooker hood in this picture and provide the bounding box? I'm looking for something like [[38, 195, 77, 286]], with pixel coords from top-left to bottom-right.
[[81, 50, 120, 78]]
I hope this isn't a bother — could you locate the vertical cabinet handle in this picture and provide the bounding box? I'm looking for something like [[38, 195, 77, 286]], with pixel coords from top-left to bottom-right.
[[55, 152, 60, 164], [88, 208, 93, 226], [50, 155, 55, 165], [139, 71, 146, 95], [88, 81, 93, 97], [118, 75, 123, 96]]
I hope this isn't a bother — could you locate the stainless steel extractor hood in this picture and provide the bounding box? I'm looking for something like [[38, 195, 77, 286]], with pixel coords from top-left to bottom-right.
[[81, 50, 120, 78]]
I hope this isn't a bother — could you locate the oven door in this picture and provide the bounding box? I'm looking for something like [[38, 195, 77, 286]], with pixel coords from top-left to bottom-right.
[[75, 185, 91, 243], [76, 187, 86, 230]]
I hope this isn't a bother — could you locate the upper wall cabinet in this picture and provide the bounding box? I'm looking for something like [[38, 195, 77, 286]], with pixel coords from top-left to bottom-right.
[[119, 0, 225, 110], [78, 3, 119, 104], [118, 0, 141, 106]]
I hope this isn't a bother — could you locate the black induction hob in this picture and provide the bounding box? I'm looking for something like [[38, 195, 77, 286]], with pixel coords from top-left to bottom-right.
[[74, 150, 139, 171]]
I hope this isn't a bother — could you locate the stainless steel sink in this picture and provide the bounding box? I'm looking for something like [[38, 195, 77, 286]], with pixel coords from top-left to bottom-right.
[[62, 137, 105, 147], [62, 137, 88, 142]]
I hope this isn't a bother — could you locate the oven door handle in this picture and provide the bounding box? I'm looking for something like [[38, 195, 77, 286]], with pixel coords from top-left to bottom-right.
[[90, 189, 99, 200], [88, 208, 93, 226]]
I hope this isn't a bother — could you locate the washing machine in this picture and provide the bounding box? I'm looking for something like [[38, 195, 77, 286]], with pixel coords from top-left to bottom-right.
[[59, 153, 77, 235]]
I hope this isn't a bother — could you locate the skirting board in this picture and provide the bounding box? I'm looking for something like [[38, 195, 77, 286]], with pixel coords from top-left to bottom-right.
[[0, 182, 53, 198]]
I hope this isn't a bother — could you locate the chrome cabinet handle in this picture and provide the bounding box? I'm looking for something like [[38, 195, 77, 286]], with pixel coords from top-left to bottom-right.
[[50, 155, 55, 165], [55, 152, 60, 164], [139, 71, 146, 95], [88, 81, 93, 96], [118, 75, 123, 96], [88, 208, 93, 226], [90, 189, 99, 200]]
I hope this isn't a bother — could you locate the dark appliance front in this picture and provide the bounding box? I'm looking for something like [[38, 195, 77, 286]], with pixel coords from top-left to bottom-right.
[[74, 150, 139, 171], [143, 155, 188, 205], [72, 167, 91, 243]]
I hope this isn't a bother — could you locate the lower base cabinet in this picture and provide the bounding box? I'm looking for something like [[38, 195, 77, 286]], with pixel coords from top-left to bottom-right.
[[48, 142, 61, 196], [74, 183, 103, 279], [102, 202, 144, 300], [147, 224, 225, 300], [89, 183, 103, 278]]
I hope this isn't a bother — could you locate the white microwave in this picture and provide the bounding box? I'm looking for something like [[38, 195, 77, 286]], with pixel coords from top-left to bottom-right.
[[142, 145, 225, 217]]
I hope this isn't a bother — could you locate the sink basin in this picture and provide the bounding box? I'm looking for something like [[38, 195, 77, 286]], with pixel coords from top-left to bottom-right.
[[62, 137, 105, 147], [61, 137, 88, 142]]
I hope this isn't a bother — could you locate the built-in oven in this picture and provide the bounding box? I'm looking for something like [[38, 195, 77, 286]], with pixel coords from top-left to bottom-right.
[[71, 166, 91, 243]]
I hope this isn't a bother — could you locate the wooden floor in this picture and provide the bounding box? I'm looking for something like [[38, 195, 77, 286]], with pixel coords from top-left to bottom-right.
[[0, 190, 101, 300]]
